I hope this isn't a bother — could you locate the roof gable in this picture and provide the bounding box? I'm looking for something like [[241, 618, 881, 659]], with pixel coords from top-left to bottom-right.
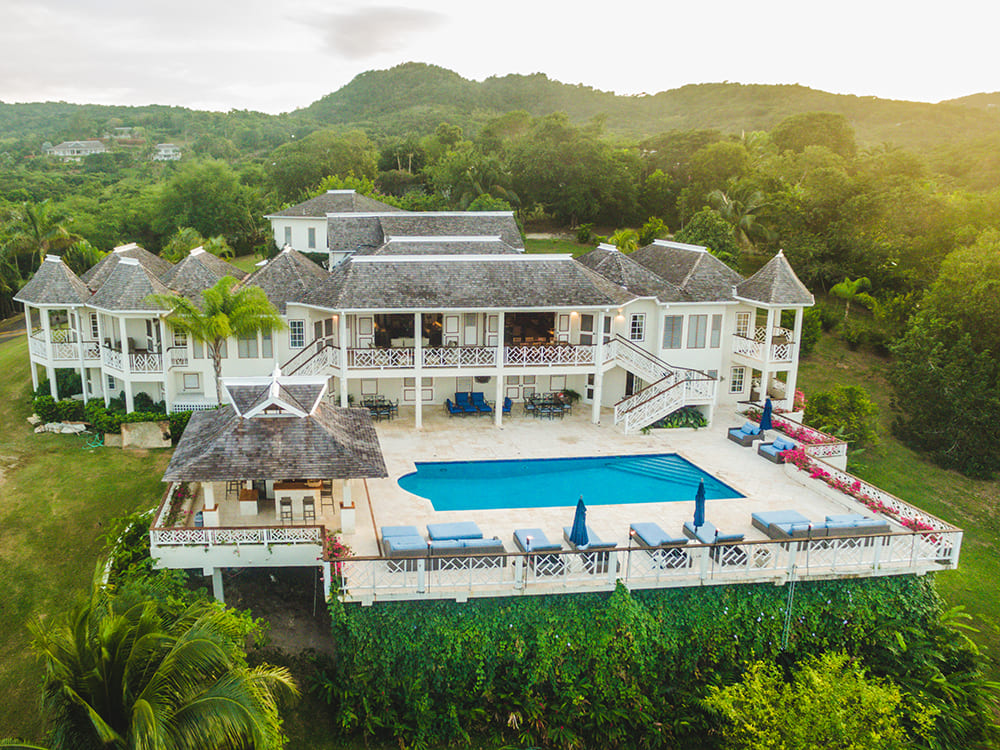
[[267, 189, 402, 218], [82, 243, 173, 289], [14, 255, 91, 306], [736, 250, 815, 306], [631, 240, 742, 302], [576, 244, 689, 303], [161, 248, 245, 301], [88, 257, 173, 311], [243, 247, 328, 313]]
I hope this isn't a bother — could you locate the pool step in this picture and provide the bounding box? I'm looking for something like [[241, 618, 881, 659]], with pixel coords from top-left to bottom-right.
[[608, 460, 707, 489]]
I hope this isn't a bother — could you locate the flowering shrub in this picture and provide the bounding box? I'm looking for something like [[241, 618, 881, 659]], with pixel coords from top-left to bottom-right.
[[793, 389, 807, 412], [164, 482, 192, 526], [324, 532, 352, 572], [743, 411, 841, 446]]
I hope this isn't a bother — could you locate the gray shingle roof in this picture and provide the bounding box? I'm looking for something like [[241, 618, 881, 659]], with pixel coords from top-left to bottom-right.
[[243, 247, 329, 314], [379, 212, 523, 249], [162, 403, 388, 482], [161, 249, 246, 301], [736, 251, 815, 306], [82, 243, 173, 289], [328, 215, 385, 256], [14, 255, 92, 306], [267, 190, 402, 218], [88, 258, 174, 312], [630, 240, 743, 302], [576, 244, 690, 303], [304, 255, 628, 310], [369, 237, 521, 255]]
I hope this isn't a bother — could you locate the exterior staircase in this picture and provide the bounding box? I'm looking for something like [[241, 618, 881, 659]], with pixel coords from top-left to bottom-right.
[[607, 336, 717, 434], [282, 340, 339, 376]]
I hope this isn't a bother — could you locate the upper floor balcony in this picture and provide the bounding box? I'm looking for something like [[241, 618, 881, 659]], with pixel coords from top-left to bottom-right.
[[732, 326, 795, 363], [28, 329, 101, 363], [101, 344, 163, 375]]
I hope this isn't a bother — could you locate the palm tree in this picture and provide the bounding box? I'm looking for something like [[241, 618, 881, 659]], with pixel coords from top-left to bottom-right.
[[31, 580, 297, 750], [608, 228, 639, 253], [148, 276, 285, 401], [3, 201, 81, 271], [830, 276, 876, 322], [708, 182, 770, 253]]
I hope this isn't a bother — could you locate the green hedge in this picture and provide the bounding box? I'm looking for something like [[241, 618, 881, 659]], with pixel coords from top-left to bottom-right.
[[316, 577, 943, 748], [31, 396, 194, 444]]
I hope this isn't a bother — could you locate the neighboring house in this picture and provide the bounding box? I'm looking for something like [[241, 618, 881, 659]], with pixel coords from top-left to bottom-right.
[[153, 143, 181, 161], [110, 127, 133, 139], [44, 140, 108, 161]]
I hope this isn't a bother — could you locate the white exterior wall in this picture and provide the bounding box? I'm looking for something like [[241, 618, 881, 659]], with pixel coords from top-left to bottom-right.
[[269, 217, 328, 254]]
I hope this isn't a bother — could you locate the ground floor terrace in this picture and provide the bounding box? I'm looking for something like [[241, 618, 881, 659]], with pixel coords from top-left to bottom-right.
[[149, 406, 961, 604]]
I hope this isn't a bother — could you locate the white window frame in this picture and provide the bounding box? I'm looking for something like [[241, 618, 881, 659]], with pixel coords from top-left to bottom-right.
[[106, 374, 116, 392], [687, 314, 707, 349], [283, 226, 292, 247], [172, 329, 187, 348], [237, 334, 258, 358], [90, 313, 99, 339], [289, 320, 305, 349], [710, 314, 722, 349], [307, 227, 316, 249], [261, 330, 272, 358], [736, 311, 751, 338], [182, 373, 200, 391], [662, 315, 683, 349], [629, 313, 645, 342], [729, 366, 746, 394]]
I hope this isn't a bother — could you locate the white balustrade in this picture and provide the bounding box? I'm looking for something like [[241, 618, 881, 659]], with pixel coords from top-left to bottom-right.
[[28, 336, 46, 357], [423, 346, 497, 368], [348, 347, 415, 369], [168, 349, 189, 368], [129, 352, 162, 373], [82, 342, 101, 361], [504, 344, 595, 367], [52, 341, 80, 360], [150, 525, 323, 547], [733, 336, 764, 359], [102, 346, 124, 371], [770, 342, 794, 362], [337, 529, 961, 603]]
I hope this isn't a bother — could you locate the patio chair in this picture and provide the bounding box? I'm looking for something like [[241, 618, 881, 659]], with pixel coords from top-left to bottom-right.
[[471, 392, 493, 415], [523, 399, 536, 417], [381, 525, 428, 572], [454, 392, 478, 416], [279, 497, 293, 525], [445, 399, 465, 417], [683, 521, 747, 565], [727, 421, 763, 446], [629, 522, 690, 569], [513, 528, 565, 575], [562, 525, 617, 574], [303, 496, 316, 524], [502, 397, 512, 415]]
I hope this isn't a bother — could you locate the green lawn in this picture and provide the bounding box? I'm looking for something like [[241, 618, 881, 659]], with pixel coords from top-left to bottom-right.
[[0, 337, 172, 742], [798, 334, 1000, 675], [523, 236, 592, 257], [230, 253, 263, 273]]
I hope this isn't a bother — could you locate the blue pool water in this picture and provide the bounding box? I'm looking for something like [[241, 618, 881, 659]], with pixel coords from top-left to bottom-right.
[[398, 453, 743, 511]]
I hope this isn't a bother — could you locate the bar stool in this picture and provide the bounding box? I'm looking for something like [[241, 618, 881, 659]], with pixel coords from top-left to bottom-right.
[[303, 496, 316, 524], [279, 497, 293, 525], [319, 480, 334, 512], [225, 480, 241, 498]]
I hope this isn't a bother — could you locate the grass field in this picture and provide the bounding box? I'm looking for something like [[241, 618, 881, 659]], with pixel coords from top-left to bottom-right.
[[523, 236, 592, 257], [798, 334, 1000, 675], [0, 338, 172, 741]]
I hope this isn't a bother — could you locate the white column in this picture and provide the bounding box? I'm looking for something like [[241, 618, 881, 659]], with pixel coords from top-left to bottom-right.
[[592, 311, 605, 424], [322, 561, 333, 602], [41, 308, 58, 399], [95, 312, 109, 405], [759, 307, 775, 403], [414, 312, 423, 429], [338, 313, 349, 407], [494, 311, 504, 427], [202, 482, 220, 527], [785, 307, 805, 410], [75, 307, 89, 404], [340, 480, 355, 533], [211, 568, 225, 603]]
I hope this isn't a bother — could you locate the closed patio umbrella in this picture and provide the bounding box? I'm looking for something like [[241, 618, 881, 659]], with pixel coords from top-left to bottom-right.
[[760, 397, 774, 434], [569, 496, 589, 548], [693, 479, 706, 529]]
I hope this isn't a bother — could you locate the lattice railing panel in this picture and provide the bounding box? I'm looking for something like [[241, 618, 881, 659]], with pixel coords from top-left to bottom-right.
[[28, 336, 46, 357], [504, 345, 595, 367], [622, 388, 683, 433], [168, 348, 189, 368], [82, 342, 101, 360], [52, 342, 80, 360], [423, 346, 497, 368], [130, 352, 162, 373], [348, 347, 414, 369], [771, 342, 793, 361], [102, 347, 124, 371], [733, 336, 764, 358]]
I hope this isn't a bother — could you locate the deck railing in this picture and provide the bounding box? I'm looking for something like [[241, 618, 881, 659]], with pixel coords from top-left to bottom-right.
[[337, 529, 961, 604]]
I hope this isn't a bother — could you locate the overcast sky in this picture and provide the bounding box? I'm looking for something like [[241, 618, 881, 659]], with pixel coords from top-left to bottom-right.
[[1, 0, 995, 113]]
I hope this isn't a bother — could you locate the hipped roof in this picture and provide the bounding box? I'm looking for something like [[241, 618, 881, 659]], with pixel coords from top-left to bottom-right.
[[14, 255, 91, 306]]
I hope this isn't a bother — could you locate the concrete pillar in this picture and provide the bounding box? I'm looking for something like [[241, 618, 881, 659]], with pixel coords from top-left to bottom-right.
[[211, 568, 225, 603], [414, 312, 423, 429], [41, 309, 58, 399], [322, 561, 333, 601], [95, 313, 109, 405], [30, 359, 39, 391], [592, 311, 606, 424], [338, 313, 349, 407], [759, 307, 775, 403], [494, 311, 504, 427], [785, 307, 805, 410]]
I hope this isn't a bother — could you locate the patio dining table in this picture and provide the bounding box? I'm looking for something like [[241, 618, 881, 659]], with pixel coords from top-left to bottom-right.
[[361, 395, 397, 421], [529, 393, 567, 419]]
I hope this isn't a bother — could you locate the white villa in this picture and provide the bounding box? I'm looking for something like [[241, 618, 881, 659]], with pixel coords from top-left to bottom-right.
[[153, 143, 182, 161], [44, 140, 108, 161], [15, 191, 961, 603]]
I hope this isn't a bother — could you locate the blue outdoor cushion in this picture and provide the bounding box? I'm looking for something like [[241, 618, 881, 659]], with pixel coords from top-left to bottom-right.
[[514, 528, 561, 552], [684, 521, 744, 545], [759, 443, 781, 456], [429, 539, 463, 552], [772, 437, 796, 451], [382, 525, 421, 539], [630, 522, 687, 547], [752, 510, 811, 528], [427, 521, 483, 540], [825, 514, 866, 524], [385, 536, 427, 553], [741, 421, 760, 435], [461, 538, 504, 551], [562, 525, 616, 549]]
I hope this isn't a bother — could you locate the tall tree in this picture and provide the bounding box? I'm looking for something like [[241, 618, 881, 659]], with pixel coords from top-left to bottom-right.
[[830, 276, 876, 321], [149, 277, 284, 400], [31, 577, 297, 750], [3, 201, 81, 272]]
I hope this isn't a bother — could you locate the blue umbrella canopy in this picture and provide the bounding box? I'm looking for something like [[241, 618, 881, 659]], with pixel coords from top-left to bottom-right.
[[569, 496, 589, 548], [760, 397, 774, 432], [693, 479, 706, 528]]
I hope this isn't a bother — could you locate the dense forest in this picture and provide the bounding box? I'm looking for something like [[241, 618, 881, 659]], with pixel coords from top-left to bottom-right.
[[1, 61, 998, 477]]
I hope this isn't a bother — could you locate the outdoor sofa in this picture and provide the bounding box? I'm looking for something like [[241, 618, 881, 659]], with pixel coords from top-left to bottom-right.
[[427, 521, 506, 569], [752, 510, 891, 549], [727, 421, 764, 447], [757, 435, 797, 463]]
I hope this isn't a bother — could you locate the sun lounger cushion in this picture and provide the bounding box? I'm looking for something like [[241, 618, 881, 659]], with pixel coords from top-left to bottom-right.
[[382, 525, 421, 539], [683, 520, 745, 545], [427, 521, 484, 540], [514, 528, 561, 552], [772, 436, 796, 451], [740, 421, 760, 435], [751, 510, 811, 534], [562, 525, 616, 550], [384, 536, 428, 554], [630, 522, 688, 547], [769, 522, 826, 539]]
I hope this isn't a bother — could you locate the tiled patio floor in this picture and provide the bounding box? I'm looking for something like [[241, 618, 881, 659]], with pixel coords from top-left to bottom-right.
[[346, 406, 888, 557]]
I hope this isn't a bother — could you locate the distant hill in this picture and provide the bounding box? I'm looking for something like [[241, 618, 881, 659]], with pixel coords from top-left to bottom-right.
[[299, 62, 1000, 151]]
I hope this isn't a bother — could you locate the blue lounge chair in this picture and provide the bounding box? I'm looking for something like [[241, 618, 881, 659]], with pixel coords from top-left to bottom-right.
[[381, 525, 429, 571], [727, 421, 763, 446], [751, 510, 811, 534], [758, 435, 797, 463], [444, 398, 464, 417], [471, 391, 493, 415], [629, 522, 689, 568], [454, 392, 478, 415], [682, 521, 745, 545], [513, 527, 565, 575], [427, 521, 483, 540], [502, 397, 512, 415], [562, 525, 617, 574]]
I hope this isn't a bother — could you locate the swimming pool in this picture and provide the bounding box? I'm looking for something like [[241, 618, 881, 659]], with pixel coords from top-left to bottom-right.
[[398, 453, 743, 511]]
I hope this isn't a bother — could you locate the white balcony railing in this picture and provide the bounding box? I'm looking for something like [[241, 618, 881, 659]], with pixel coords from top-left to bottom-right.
[[423, 346, 496, 368], [150, 525, 323, 546], [348, 347, 415, 369], [504, 344, 595, 367], [168, 348, 189, 368], [735, 327, 795, 363], [102, 346, 124, 371], [83, 342, 101, 361], [129, 352, 162, 374], [28, 336, 46, 357]]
